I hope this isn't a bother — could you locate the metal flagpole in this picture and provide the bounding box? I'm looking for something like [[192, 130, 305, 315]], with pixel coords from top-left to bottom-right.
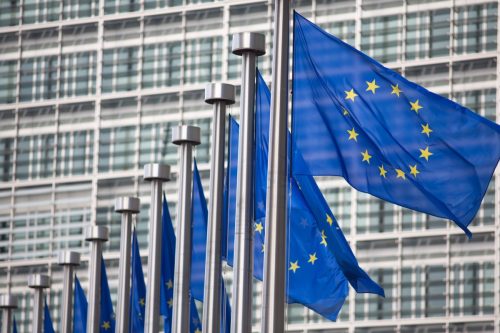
[[85, 226, 109, 333], [114, 197, 140, 333], [58, 251, 81, 333], [202, 83, 235, 333], [230, 32, 265, 333], [171, 125, 201, 333], [261, 0, 290, 332], [143, 164, 170, 333], [28, 274, 50, 333], [0, 294, 18, 333]]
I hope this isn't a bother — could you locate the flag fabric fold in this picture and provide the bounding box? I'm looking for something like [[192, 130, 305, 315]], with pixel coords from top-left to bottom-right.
[[291, 12, 500, 237], [73, 276, 88, 333], [159, 194, 201, 333], [44, 300, 55, 333], [100, 256, 115, 333], [13, 317, 18, 333], [130, 229, 146, 333]]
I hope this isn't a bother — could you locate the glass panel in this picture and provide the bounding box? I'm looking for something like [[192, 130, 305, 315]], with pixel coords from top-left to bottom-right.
[[454, 3, 498, 55], [22, 28, 58, 51], [63, 0, 99, 19], [102, 47, 139, 93], [0, 1, 20, 27], [143, 42, 181, 89], [60, 52, 97, 97], [0, 32, 19, 55], [104, 0, 140, 14], [144, 14, 182, 38], [229, 2, 268, 28], [104, 18, 140, 42], [184, 37, 222, 84], [406, 9, 450, 60], [361, 15, 402, 63], [0, 60, 17, 104], [18, 106, 55, 129], [20, 56, 58, 102], [59, 102, 95, 125], [23, 0, 59, 24], [62, 23, 98, 48], [186, 8, 223, 32]]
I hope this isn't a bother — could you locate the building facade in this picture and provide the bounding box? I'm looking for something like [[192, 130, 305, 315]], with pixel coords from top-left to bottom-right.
[[0, 0, 499, 332]]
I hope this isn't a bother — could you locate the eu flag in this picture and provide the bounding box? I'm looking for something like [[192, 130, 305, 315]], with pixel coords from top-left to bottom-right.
[[130, 229, 146, 333], [44, 300, 55, 333], [73, 276, 87, 333], [100, 256, 115, 333], [191, 159, 231, 333], [291, 12, 500, 237], [13, 317, 18, 333], [159, 194, 201, 333]]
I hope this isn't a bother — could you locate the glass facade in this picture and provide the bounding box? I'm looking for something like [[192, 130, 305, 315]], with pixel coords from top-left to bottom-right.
[[0, 0, 499, 332]]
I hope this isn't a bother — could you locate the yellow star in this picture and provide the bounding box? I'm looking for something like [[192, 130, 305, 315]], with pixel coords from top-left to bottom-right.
[[326, 214, 333, 226], [308, 253, 318, 265], [419, 146, 433, 161], [101, 321, 111, 330], [289, 260, 300, 273], [361, 150, 372, 164], [366, 79, 379, 94], [342, 108, 349, 116], [395, 168, 406, 179], [139, 298, 145, 306], [421, 123, 432, 137], [410, 99, 423, 113], [194, 329, 202, 333], [391, 84, 402, 97], [347, 128, 359, 142], [378, 165, 387, 178], [167, 298, 173, 308], [166, 279, 173, 289], [254, 222, 263, 233], [409, 164, 420, 177], [320, 230, 327, 247], [345, 89, 358, 102]]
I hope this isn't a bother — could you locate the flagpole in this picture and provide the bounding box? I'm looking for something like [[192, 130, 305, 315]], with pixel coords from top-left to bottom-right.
[[28, 274, 50, 333], [202, 83, 235, 333], [143, 164, 170, 333], [0, 294, 18, 333], [261, 1, 290, 332], [85, 226, 109, 333], [230, 32, 265, 333], [58, 251, 81, 333], [171, 125, 200, 333], [114, 197, 140, 333]]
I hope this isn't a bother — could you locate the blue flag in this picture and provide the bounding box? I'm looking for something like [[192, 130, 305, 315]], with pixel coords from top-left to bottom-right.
[[223, 70, 381, 320], [130, 229, 146, 333], [291, 12, 500, 237], [73, 276, 88, 333], [159, 194, 201, 333], [191, 160, 231, 333], [13, 316, 18, 333], [100, 256, 115, 333], [44, 300, 55, 333]]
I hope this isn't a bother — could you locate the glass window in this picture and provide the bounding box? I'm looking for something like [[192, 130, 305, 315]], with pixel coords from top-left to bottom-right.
[[361, 15, 402, 63], [454, 3, 497, 55], [356, 193, 396, 234], [143, 42, 181, 89], [0, 110, 15, 133], [139, 121, 178, 167], [104, 18, 140, 42], [63, 0, 99, 19], [18, 106, 55, 129], [144, 14, 182, 38], [102, 47, 139, 93], [323, 186, 351, 234], [23, 0, 60, 24], [144, 0, 182, 10], [0, 138, 14, 182], [56, 130, 94, 176], [316, 0, 355, 16], [0, 1, 20, 27], [101, 97, 137, 121], [98, 126, 137, 172], [453, 89, 496, 121], [355, 268, 395, 320], [406, 63, 449, 88], [141, 93, 179, 118], [362, 0, 403, 11], [320, 21, 355, 47], [186, 8, 223, 32], [20, 56, 58, 102], [59, 102, 95, 125], [0, 60, 17, 104], [184, 37, 222, 84], [406, 9, 450, 60], [0, 32, 19, 55], [229, 2, 268, 28], [22, 28, 58, 52], [104, 0, 140, 14], [60, 52, 97, 97], [452, 58, 496, 86], [62, 24, 98, 48]]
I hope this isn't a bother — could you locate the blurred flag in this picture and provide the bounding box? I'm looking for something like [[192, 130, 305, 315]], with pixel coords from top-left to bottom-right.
[[73, 276, 87, 333], [191, 159, 231, 333], [13, 316, 18, 333], [44, 300, 55, 333], [100, 256, 115, 332], [130, 229, 146, 333], [159, 195, 201, 333], [291, 12, 500, 237]]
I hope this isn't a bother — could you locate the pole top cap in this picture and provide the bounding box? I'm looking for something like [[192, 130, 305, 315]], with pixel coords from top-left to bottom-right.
[[0, 295, 18, 309], [58, 251, 81, 266], [172, 125, 201, 146], [205, 83, 236, 105], [144, 163, 171, 181], [232, 32, 266, 56], [85, 225, 109, 242], [28, 274, 50, 289], [114, 197, 140, 213]]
